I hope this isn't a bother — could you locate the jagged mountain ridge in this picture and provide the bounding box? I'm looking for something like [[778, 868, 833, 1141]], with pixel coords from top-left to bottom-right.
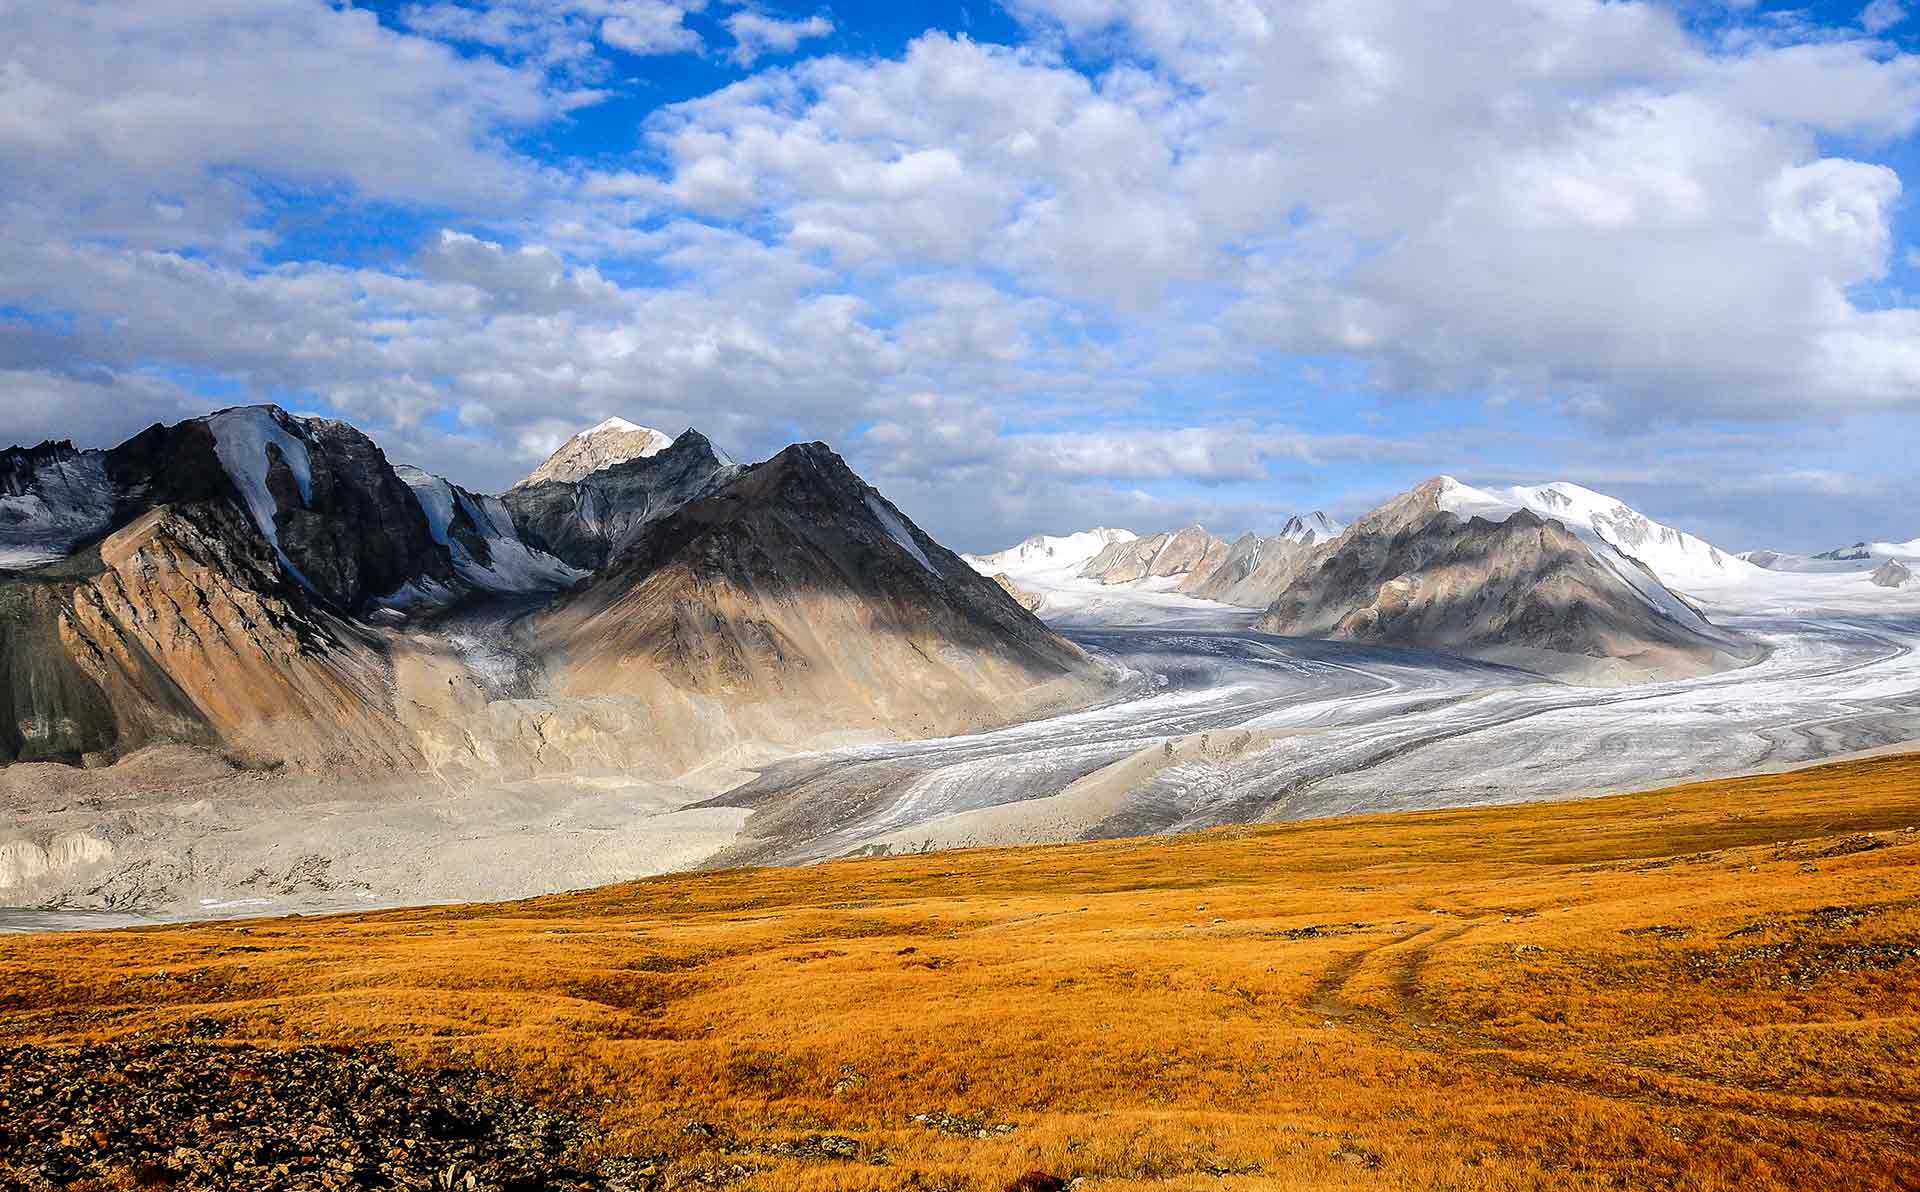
[[968, 512, 1345, 609], [1, 408, 465, 612], [0, 406, 1094, 773], [499, 430, 740, 572], [1080, 526, 1230, 588], [1437, 479, 1756, 593]]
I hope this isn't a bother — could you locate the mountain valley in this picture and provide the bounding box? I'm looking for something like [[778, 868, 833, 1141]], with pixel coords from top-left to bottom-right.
[[3, 408, 1919, 923]]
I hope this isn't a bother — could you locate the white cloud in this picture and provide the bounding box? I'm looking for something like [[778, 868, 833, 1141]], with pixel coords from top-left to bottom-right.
[[637, 7, 1920, 425], [600, 0, 708, 55], [0, 0, 568, 253], [401, 0, 708, 64], [413, 230, 625, 315], [1863, 0, 1908, 35], [0, 368, 205, 450], [4, 0, 1920, 552], [724, 11, 834, 66]]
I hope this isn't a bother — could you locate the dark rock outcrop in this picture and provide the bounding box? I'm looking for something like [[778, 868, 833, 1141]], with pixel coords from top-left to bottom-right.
[[502, 429, 736, 572], [0, 1041, 628, 1192]]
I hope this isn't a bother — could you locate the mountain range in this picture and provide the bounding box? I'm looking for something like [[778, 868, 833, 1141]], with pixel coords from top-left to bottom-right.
[[967, 475, 1916, 682], [4, 404, 1912, 771], [0, 408, 1099, 772]]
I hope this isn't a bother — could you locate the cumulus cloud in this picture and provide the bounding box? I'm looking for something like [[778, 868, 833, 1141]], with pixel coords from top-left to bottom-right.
[[0, 368, 205, 450], [3, 0, 1919, 550], [724, 11, 834, 66], [0, 0, 575, 253], [1863, 0, 1908, 35], [401, 0, 708, 64], [633, 11, 1920, 431]]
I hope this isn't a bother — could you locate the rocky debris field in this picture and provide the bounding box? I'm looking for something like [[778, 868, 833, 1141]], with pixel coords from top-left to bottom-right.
[[0, 1037, 651, 1191]]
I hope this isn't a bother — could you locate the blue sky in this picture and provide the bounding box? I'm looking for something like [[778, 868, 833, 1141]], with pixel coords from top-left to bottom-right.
[[2, 0, 1918, 553]]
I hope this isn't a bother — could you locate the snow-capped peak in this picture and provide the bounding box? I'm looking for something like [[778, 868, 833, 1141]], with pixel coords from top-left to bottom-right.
[[1279, 511, 1343, 545], [1438, 478, 1756, 595], [0, 442, 116, 570], [207, 406, 317, 587], [514, 418, 675, 489], [585, 416, 645, 435], [963, 527, 1137, 580]]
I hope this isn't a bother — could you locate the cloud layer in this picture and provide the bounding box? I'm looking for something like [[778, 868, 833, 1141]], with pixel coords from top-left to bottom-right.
[[2, 0, 1917, 551]]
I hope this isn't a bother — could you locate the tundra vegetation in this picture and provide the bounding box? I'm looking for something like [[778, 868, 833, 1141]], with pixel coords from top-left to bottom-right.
[[4, 753, 1919, 1190]]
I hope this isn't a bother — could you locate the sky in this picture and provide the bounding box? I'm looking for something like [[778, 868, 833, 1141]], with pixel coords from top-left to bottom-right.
[[2, 0, 1918, 555]]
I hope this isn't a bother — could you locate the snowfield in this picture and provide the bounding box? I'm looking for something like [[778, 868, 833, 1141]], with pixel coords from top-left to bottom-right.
[[713, 563, 1920, 865], [0, 451, 115, 570]]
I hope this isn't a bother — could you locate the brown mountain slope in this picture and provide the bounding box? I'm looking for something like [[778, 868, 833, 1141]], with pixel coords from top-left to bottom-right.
[[2, 413, 1109, 783], [1180, 531, 1317, 606], [1080, 525, 1230, 587], [1257, 479, 1753, 682], [0, 503, 415, 770], [531, 443, 1101, 767]]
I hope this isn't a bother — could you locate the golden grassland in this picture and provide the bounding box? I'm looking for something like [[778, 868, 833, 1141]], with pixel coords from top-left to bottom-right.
[[7, 754, 1920, 1190]]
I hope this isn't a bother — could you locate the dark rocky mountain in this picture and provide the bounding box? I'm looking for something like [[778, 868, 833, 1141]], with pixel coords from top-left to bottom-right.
[[535, 442, 1095, 751], [501, 429, 738, 572], [3, 407, 457, 613], [1816, 542, 1874, 562]]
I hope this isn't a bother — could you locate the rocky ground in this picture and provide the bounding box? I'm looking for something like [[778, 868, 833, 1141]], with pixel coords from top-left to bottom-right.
[[0, 1037, 652, 1191]]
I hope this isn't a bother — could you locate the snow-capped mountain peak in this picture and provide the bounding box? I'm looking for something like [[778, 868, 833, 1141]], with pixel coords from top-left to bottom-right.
[[0, 440, 117, 570], [586, 416, 645, 435], [1279, 511, 1344, 545], [963, 527, 1137, 580], [514, 418, 675, 489], [1438, 478, 1756, 594]]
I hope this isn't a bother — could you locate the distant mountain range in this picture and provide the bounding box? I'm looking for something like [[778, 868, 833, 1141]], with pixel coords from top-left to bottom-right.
[[965, 513, 1348, 609], [1740, 535, 1920, 586], [968, 476, 1915, 683], [3, 405, 1914, 772]]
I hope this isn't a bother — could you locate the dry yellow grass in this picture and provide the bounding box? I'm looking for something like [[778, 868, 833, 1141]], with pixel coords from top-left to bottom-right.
[[7, 753, 1920, 1190]]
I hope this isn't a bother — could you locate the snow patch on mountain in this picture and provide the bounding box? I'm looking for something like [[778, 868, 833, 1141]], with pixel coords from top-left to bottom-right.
[[587, 417, 645, 435], [208, 408, 312, 547], [1438, 479, 1758, 594], [965, 528, 1137, 581], [865, 493, 938, 575], [398, 465, 583, 594], [1279, 512, 1344, 545], [1437, 478, 1721, 632], [0, 451, 116, 569], [1741, 547, 1876, 575], [207, 407, 316, 587]]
